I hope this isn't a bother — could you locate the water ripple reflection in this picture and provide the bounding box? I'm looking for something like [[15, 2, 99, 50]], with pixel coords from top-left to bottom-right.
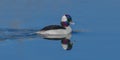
[[0, 28, 76, 50]]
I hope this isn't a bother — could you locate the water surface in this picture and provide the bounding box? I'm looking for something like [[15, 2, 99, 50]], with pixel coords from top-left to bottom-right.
[[0, 0, 120, 60]]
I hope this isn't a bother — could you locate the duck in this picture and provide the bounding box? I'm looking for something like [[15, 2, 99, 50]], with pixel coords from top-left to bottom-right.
[[36, 14, 74, 36]]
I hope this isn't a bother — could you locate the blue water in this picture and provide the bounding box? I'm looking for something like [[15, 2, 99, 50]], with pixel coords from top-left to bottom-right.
[[0, 0, 120, 60]]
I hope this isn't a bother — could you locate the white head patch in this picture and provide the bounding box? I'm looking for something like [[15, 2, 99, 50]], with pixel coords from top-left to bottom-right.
[[62, 44, 68, 50], [61, 15, 67, 22]]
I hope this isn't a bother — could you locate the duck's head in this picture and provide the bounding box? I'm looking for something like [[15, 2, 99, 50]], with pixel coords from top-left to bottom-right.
[[61, 39, 73, 50], [61, 14, 74, 27]]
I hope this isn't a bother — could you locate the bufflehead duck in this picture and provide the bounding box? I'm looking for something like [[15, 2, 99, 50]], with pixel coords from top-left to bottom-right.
[[36, 14, 74, 35]]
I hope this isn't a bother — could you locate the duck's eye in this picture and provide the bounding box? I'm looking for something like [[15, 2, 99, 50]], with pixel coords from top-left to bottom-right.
[[68, 18, 72, 22]]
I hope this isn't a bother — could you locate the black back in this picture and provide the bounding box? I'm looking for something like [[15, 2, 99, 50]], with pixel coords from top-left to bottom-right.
[[40, 25, 65, 31]]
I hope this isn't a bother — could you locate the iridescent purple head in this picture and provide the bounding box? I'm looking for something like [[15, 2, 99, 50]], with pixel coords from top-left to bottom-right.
[[61, 14, 74, 27]]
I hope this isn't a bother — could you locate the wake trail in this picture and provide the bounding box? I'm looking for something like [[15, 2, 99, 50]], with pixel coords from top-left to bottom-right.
[[0, 28, 40, 40]]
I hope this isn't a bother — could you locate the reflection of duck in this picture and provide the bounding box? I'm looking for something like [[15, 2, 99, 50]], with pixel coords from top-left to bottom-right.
[[36, 14, 74, 35], [61, 38, 73, 50], [39, 33, 73, 50]]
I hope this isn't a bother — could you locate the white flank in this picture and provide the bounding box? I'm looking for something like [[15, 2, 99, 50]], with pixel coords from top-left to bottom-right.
[[36, 26, 72, 35]]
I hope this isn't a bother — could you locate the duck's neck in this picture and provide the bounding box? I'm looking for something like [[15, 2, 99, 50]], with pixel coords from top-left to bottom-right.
[[61, 22, 72, 33], [65, 26, 72, 33], [61, 21, 70, 27]]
